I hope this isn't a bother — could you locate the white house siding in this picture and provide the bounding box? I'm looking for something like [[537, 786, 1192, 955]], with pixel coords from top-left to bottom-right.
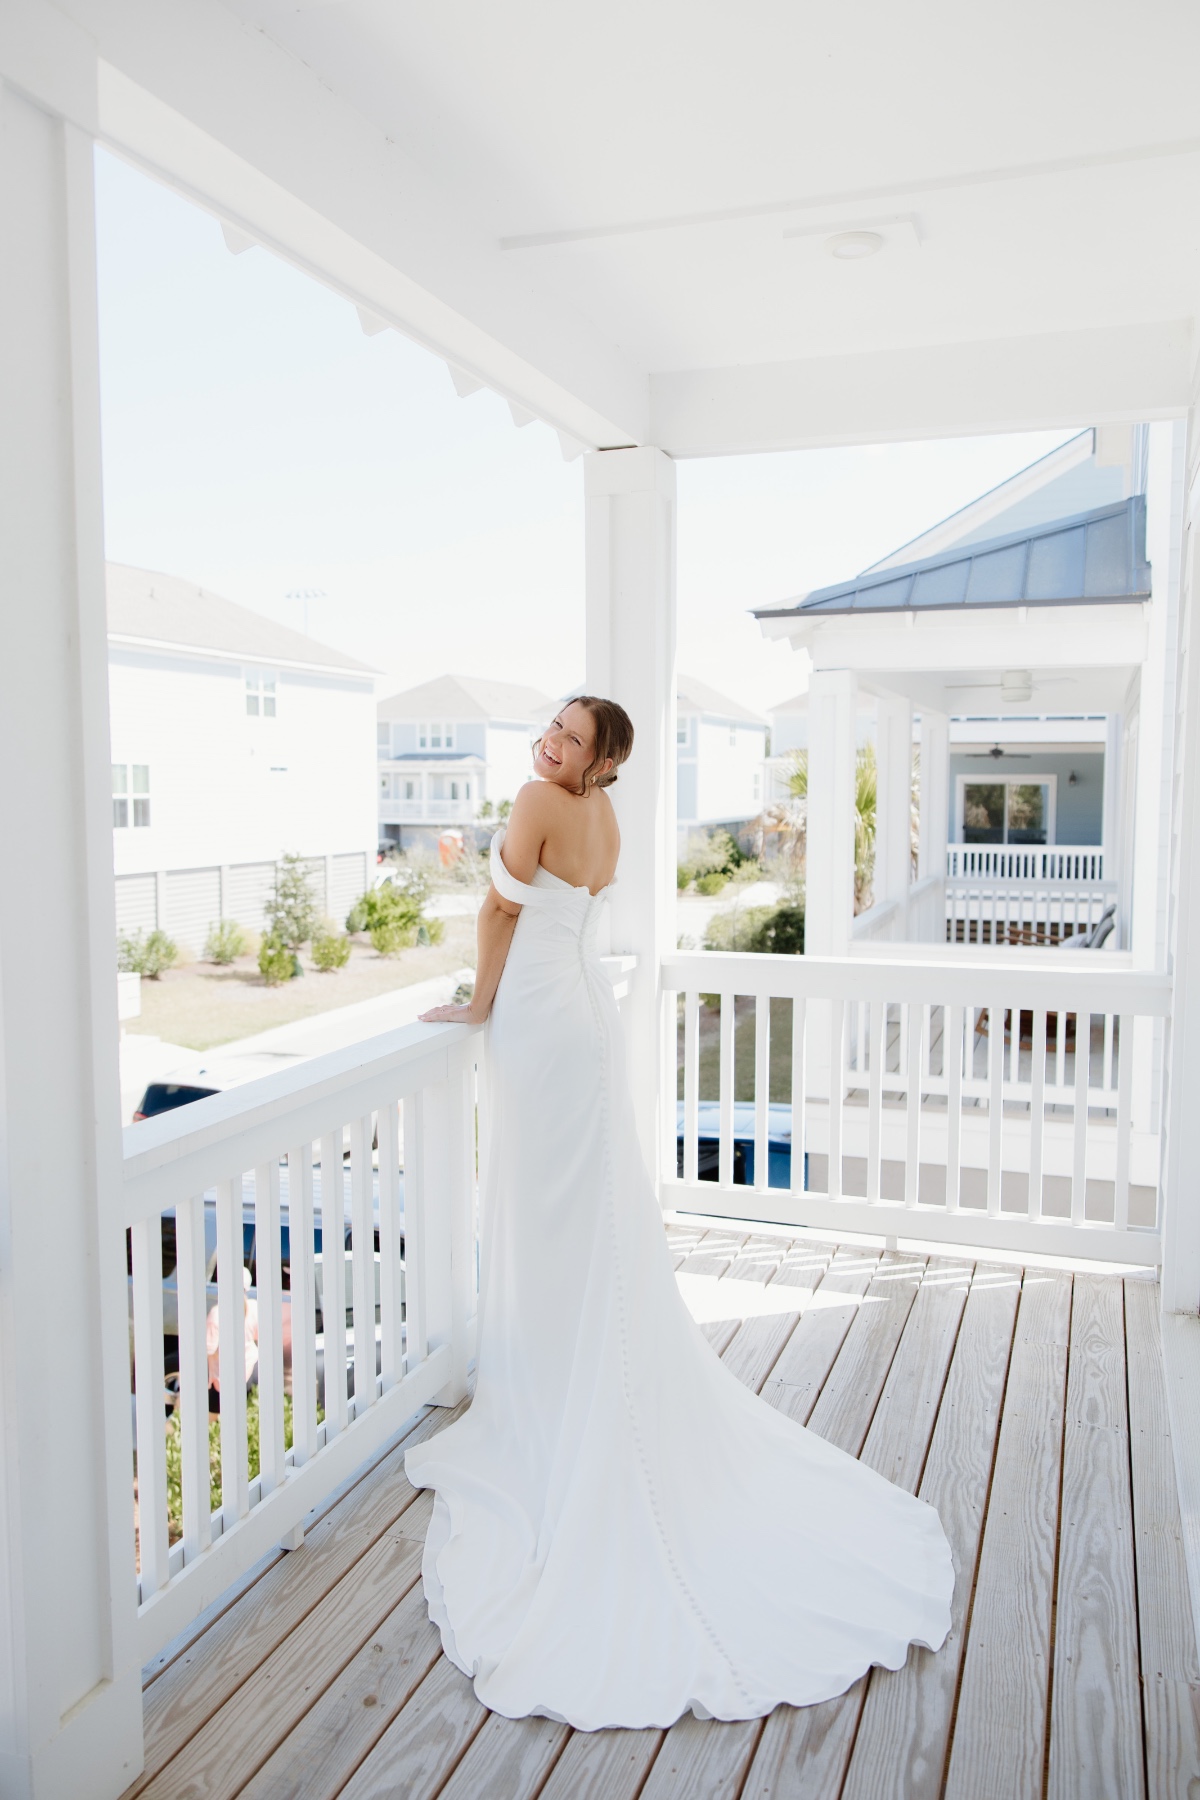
[[679, 715, 766, 828], [330, 853, 370, 922], [110, 645, 377, 943]]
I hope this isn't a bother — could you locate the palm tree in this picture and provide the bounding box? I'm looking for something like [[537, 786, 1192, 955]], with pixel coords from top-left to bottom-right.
[[785, 745, 878, 912]]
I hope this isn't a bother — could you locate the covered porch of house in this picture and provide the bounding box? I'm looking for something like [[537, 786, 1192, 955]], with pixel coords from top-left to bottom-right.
[[6, 3, 1200, 1797], [122, 1224, 1194, 1800]]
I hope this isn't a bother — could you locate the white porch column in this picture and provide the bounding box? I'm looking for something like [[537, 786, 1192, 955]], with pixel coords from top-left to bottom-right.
[[1130, 421, 1186, 1135], [917, 710, 951, 883], [584, 448, 677, 1185], [873, 693, 913, 923], [1100, 712, 1122, 882], [804, 670, 858, 957], [0, 26, 143, 1799]]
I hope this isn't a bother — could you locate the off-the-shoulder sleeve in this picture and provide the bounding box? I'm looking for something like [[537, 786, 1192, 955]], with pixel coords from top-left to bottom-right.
[[489, 827, 551, 906]]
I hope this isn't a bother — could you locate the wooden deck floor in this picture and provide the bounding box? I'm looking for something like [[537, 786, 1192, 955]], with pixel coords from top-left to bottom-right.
[[124, 1226, 1200, 1800]]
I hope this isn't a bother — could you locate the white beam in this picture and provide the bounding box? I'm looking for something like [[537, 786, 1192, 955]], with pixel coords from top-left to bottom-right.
[[0, 55, 143, 1800], [651, 320, 1192, 458], [804, 670, 858, 957], [25, 0, 647, 447], [918, 711, 951, 883], [585, 448, 677, 1182], [875, 694, 913, 912], [768, 607, 1150, 675]]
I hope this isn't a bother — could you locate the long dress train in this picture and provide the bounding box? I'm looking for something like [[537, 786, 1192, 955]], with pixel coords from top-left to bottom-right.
[[404, 829, 953, 1731]]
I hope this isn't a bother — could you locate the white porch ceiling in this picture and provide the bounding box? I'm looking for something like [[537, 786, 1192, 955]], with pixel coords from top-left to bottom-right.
[[42, 0, 1200, 451]]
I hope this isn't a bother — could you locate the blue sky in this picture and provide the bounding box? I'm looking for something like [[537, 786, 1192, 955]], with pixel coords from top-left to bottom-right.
[[95, 148, 1078, 714]]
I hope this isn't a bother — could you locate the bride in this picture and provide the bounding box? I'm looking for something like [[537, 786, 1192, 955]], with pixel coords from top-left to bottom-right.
[[407, 695, 953, 1731]]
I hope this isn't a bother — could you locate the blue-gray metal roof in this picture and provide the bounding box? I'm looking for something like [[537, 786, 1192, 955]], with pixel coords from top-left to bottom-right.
[[755, 496, 1150, 620]]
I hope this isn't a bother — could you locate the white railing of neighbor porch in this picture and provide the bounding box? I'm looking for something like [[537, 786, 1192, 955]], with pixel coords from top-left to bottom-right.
[[663, 950, 1167, 1265], [947, 846, 1106, 881], [850, 875, 945, 945], [944, 876, 1118, 946], [124, 1020, 480, 1664]]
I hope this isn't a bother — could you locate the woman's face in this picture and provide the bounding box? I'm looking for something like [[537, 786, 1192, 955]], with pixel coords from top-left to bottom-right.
[[535, 701, 607, 791]]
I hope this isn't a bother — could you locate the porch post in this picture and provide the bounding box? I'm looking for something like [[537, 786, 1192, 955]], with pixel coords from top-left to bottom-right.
[[918, 711, 951, 883], [804, 670, 858, 956], [584, 448, 677, 1185], [1130, 421, 1186, 1134], [0, 25, 144, 1799], [1100, 713, 1122, 883], [873, 693, 913, 925]]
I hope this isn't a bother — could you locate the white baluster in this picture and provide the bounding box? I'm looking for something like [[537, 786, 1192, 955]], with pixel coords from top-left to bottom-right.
[[753, 995, 770, 1193], [828, 998, 845, 1201], [319, 1132, 347, 1436], [175, 1192, 212, 1562], [683, 990, 700, 1185], [215, 1176, 248, 1528], [791, 998, 807, 1195], [1029, 1012, 1047, 1222], [718, 993, 735, 1188], [987, 1000, 1004, 1218], [1072, 1012, 1090, 1224], [287, 1144, 318, 1464], [945, 1004, 962, 1212], [350, 1114, 375, 1417], [378, 1100, 403, 1391], [404, 1092, 428, 1369], [132, 1214, 169, 1595]]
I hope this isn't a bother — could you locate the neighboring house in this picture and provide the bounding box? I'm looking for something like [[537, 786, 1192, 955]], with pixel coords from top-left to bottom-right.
[[377, 675, 557, 848], [676, 675, 768, 845], [108, 564, 379, 947]]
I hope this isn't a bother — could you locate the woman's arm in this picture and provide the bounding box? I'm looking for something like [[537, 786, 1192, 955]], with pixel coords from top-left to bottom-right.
[[419, 784, 551, 1025]]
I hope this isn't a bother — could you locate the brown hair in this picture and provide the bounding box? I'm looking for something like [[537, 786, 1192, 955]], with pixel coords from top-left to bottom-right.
[[568, 695, 635, 794]]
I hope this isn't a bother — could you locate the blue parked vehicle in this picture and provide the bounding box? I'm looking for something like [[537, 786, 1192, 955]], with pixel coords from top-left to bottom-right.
[[676, 1102, 804, 1190]]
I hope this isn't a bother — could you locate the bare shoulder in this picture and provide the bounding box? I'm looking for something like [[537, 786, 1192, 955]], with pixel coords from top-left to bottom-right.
[[508, 778, 561, 821]]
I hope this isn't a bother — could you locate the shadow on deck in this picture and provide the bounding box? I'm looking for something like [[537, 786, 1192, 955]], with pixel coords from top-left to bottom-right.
[[122, 1226, 1199, 1800]]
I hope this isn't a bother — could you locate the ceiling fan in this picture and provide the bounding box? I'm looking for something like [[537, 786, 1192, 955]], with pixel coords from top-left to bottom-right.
[[951, 668, 1077, 705], [965, 743, 1031, 760]]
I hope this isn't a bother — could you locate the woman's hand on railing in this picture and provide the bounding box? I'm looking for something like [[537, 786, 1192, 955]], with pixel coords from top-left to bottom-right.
[[418, 1001, 487, 1026]]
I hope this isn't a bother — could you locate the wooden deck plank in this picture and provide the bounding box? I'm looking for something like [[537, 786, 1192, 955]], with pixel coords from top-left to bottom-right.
[[235, 1582, 443, 1800], [720, 1240, 835, 1394], [128, 1398, 467, 1795], [804, 1252, 926, 1456], [841, 1262, 1022, 1800], [1047, 1274, 1144, 1800], [537, 1727, 664, 1800], [943, 1270, 1073, 1800], [639, 1715, 764, 1799], [677, 1228, 749, 1279], [433, 1711, 569, 1799], [744, 1258, 970, 1799], [137, 1500, 433, 1800], [760, 1244, 883, 1424], [336, 1655, 489, 1800], [1125, 1279, 1200, 1800]]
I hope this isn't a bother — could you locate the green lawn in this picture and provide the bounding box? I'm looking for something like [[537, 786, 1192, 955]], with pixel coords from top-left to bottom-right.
[[683, 994, 795, 1103]]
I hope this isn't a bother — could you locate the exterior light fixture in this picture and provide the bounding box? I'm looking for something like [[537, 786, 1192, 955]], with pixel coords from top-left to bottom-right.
[[826, 230, 884, 260]]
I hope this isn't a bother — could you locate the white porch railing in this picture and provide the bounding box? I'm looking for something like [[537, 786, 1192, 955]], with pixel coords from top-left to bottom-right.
[[851, 875, 946, 945], [663, 950, 1167, 1264], [124, 1020, 481, 1664], [946, 846, 1106, 881], [944, 876, 1118, 946]]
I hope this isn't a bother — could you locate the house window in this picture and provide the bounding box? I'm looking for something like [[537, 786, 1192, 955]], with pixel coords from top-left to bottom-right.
[[377, 724, 391, 754], [246, 672, 276, 717], [404, 779, 417, 800], [960, 777, 1056, 845], [752, 770, 761, 803], [112, 764, 151, 828], [418, 721, 455, 750], [677, 720, 688, 746]]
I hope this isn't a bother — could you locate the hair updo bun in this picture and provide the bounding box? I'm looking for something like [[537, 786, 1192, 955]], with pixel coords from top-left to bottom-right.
[[572, 695, 634, 794]]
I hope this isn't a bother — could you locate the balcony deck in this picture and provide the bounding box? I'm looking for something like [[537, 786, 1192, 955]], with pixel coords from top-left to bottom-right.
[[123, 1224, 1199, 1800]]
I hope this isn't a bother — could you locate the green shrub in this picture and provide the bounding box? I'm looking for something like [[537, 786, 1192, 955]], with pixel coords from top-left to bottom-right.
[[416, 917, 446, 947], [695, 870, 729, 897], [748, 904, 805, 955], [311, 928, 351, 971], [118, 928, 178, 980], [258, 929, 294, 985], [677, 862, 695, 891], [702, 902, 805, 956], [264, 853, 319, 950], [344, 894, 370, 934], [203, 919, 247, 965]]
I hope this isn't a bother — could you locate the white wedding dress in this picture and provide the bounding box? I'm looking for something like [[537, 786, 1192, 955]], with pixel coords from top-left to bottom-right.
[[404, 829, 953, 1730]]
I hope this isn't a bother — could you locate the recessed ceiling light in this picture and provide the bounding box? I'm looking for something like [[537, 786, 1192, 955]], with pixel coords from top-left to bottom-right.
[[826, 229, 884, 260]]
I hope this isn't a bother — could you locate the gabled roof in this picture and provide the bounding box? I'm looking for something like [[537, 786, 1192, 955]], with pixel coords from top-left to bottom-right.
[[676, 674, 767, 726], [756, 497, 1150, 623], [378, 675, 557, 723], [106, 564, 378, 675]]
